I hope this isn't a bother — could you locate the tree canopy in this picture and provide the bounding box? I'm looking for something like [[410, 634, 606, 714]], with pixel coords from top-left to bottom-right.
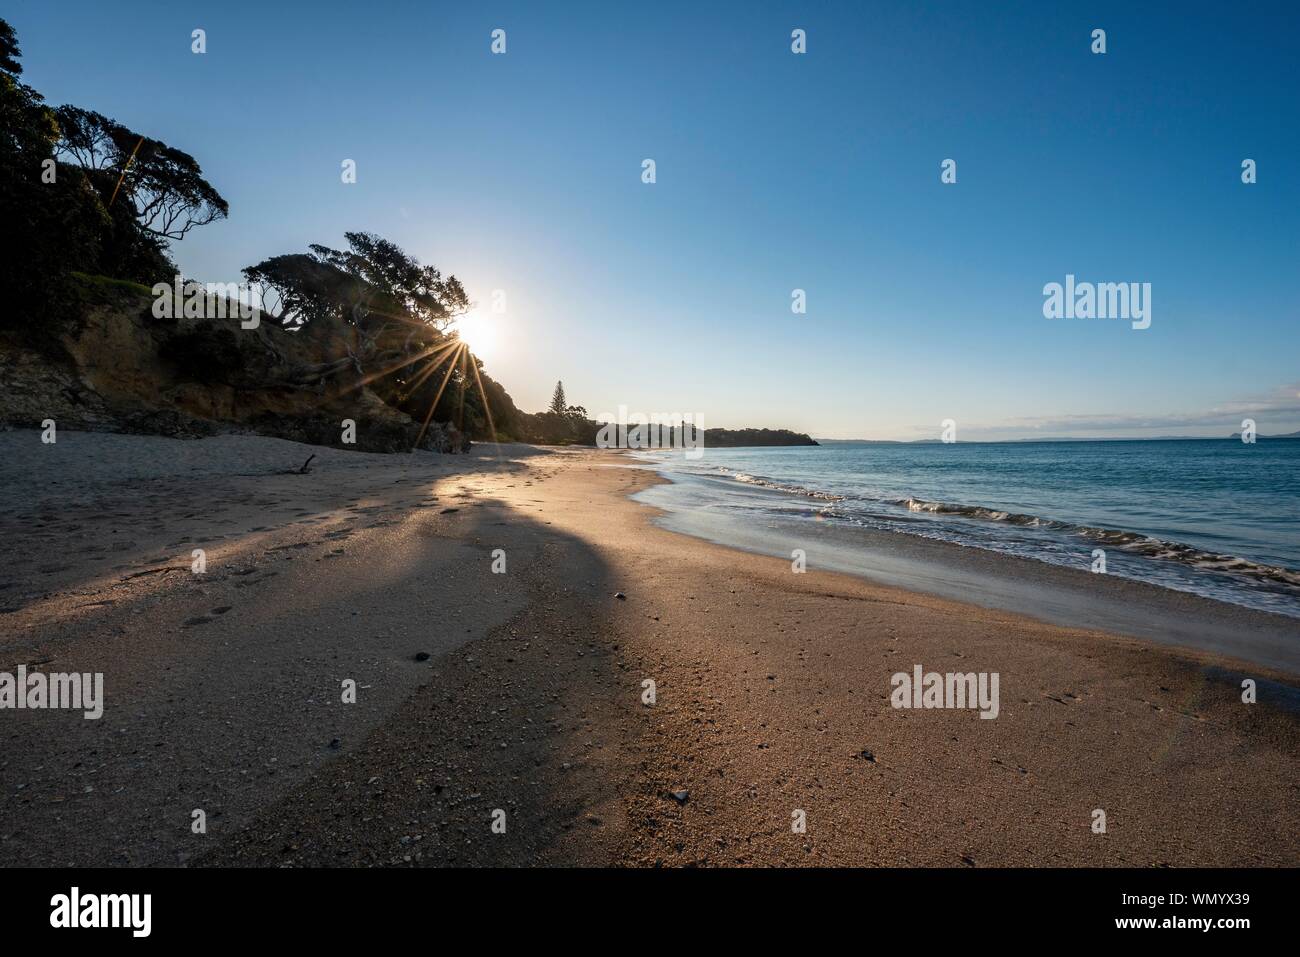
[[309, 232, 469, 330], [0, 18, 24, 76], [240, 232, 523, 442], [54, 105, 229, 240], [243, 232, 470, 337], [1, 18, 225, 327], [1, 19, 102, 325]]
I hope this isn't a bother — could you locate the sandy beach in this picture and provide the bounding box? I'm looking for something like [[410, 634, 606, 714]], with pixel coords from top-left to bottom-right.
[[0, 430, 1296, 867]]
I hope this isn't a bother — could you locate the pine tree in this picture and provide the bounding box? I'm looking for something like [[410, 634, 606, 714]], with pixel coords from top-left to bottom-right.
[[548, 380, 567, 415]]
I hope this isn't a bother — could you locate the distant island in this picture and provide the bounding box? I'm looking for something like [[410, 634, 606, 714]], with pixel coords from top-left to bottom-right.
[[703, 428, 818, 447], [521, 392, 818, 448], [1230, 430, 1300, 440]]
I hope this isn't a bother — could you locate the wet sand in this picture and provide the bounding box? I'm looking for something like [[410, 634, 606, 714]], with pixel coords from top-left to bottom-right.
[[636, 478, 1300, 673], [0, 431, 1296, 866]]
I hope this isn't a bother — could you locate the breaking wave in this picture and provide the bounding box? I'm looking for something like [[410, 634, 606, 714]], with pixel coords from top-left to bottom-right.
[[899, 497, 1300, 588], [718, 467, 844, 502]]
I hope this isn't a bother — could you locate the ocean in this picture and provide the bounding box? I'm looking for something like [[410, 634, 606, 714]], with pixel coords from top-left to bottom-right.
[[633, 438, 1300, 620]]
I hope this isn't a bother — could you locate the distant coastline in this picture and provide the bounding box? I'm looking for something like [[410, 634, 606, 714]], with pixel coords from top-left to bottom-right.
[[816, 433, 1300, 444]]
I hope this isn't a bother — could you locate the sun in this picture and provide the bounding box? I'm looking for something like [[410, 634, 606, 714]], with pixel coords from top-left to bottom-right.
[[453, 309, 498, 360]]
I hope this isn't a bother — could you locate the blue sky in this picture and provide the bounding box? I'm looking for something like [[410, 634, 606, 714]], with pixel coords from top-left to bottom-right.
[[11, 0, 1298, 439]]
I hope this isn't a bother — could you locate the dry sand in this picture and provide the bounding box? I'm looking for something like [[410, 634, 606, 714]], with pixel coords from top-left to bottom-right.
[[1, 430, 1296, 867]]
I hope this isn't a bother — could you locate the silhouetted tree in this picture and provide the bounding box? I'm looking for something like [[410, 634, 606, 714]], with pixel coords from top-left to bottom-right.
[[309, 232, 469, 332], [242, 253, 366, 331], [0, 18, 23, 75], [239, 233, 506, 439], [0, 18, 105, 328], [549, 381, 567, 415], [2, 17, 224, 320], [246, 233, 469, 337], [54, 105, 228, 240]]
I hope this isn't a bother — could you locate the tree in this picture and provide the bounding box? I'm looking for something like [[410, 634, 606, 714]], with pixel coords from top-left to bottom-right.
[[242, 253, 367, 331], [240, 233, 484, 436], [54, 105, 228, 240], [549, 381, 567, 415], [309, 232, 469, 332], [0, 18, 106, 328], [0, 18, 23, 75], [2, 17, 221, 318], [247, 233, 470, 336]]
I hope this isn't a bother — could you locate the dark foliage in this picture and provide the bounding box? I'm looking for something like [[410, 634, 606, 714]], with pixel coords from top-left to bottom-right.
[[54, 105, 228, 240], [0, 27, 99, 331], [242, 232, 523, 442], [1, 18, 215, 333]]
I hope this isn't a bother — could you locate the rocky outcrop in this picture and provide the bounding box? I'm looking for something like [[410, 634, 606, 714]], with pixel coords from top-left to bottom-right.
[[0, 277, 469, 453]]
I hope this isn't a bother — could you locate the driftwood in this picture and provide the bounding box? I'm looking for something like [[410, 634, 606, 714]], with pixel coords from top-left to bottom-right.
[[273, 454, 316, 476]]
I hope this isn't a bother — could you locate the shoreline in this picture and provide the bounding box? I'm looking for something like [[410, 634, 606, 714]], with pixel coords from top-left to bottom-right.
[[624, 441, 1300, 624], [1, 431, 1296, 867], [632, 463, 1300, 675]]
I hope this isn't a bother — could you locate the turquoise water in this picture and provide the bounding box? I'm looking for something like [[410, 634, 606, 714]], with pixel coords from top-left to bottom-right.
[[637, 439, 1300, 618]]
